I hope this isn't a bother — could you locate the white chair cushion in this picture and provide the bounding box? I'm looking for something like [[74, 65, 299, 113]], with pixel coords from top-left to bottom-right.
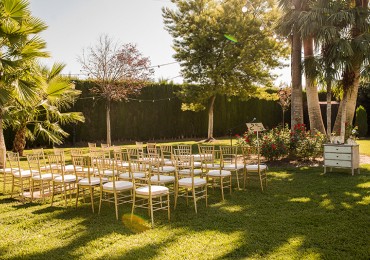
[[202, 163, 221, 169], [223, 164, 244, 170], [194, 162, 202, 167], [13, 169, 36, 178], [119, 172, 146, 179], [178, 177, 207, 187], [192, 154, 202, 161], [178, 169, 202, 176], [32, 173, 57, 181], [136, 185, 169, 196], [246, 164, 268, 171], [117, 161, 130, 167], [207, 170, 232, 177], [1, 167, 14, 173], [150, 175, 175, 184], [54, 174, 77, 182], [153, 166, 175, 173], [64, 164, 77, 172], [78, 177, 101, 186], [103, 181, 133, 191], [100, 169, 116, 177]]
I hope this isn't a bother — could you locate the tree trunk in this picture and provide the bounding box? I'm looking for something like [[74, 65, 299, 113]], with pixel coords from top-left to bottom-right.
[[326, 79, 332, 138], [291, 30, 304, 128], [12, 126, 27, 156], [106, 100, 111, 146], [339, 91, 348, 144], [0, 115, 6, 167], [207, 95, 216, 140], [304, 36, 325, 133]]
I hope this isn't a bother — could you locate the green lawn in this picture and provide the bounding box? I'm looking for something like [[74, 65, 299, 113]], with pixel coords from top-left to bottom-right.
[[357, 139, 370, 156], [0, 153, 369, 259]]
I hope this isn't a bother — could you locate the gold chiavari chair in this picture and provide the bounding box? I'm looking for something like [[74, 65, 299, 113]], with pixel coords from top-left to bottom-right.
[[131, 160, 170, 228], [174, 154, 207, 213]]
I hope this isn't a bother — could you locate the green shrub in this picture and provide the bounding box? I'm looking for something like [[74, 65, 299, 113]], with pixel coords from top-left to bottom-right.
[[355, 105, 368, 137]]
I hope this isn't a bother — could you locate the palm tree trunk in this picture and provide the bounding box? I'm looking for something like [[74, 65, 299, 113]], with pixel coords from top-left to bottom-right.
[[291, 30, 304, 128], [207, 95, 216, 140], [13, 126, 27, 156], [0, 115, 6, 167], [304, 36, 325, 134], [326, 79, 332, 137], [106, 100, 111, 146], [339, 91, 348, 144]]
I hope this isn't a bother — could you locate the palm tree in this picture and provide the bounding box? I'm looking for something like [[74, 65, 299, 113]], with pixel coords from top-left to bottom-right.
[[7, 63, 85, 156], [0, 0, 49, 162], [277, 0, 305, 129]]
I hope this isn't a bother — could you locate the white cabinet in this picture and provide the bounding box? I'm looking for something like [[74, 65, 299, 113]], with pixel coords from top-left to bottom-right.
[[323, 144, 360, 176]]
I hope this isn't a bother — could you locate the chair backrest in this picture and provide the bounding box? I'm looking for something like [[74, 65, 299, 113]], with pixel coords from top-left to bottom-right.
[[220, 146, 238, 167], [6, 151, 21, 172], [132, 160, 153, 196], [47, 154, 67, 180], [94, 154, 118, 187], [101, 143, 110, 149], [71, 155, 93, 180], [53, 148, 65, 156], [174, 154, 194, 177], [88, 142, 96, 148], [160, 145, 173, 163], [198, 145, 216, 161], [70, 148, 83, 156], [176, 144, 192, 155]]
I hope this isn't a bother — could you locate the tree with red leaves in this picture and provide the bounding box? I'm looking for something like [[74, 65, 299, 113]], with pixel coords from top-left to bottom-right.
[[79, 35, 154, 145]]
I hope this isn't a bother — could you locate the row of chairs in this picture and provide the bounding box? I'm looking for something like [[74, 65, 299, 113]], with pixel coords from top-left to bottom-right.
[[0, 144, 267, 227]]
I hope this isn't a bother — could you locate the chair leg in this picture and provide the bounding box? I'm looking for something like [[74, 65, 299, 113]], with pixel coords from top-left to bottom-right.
[[235, 171, 240, 189], [167, 193, 170, 221], [98, 189, 103, 215], [192, 188, 197, 214], [90, 187, 95, 213], [11, 176, 14, 198], [131, 193, 136, 222], [75, 185, 80, 209], [114, 192, 119, 220], [51, 182, 55, 206], [174, 185, 178, 210], [220, 177, 224, 201], [150, 197, 154, 228], [205, 185, 208, 207]]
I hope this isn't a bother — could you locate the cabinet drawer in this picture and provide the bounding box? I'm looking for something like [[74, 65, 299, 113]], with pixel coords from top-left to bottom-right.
[[325, 160, 352, 168], [325, 153, 351, 160], [324, 146, 352, 153]]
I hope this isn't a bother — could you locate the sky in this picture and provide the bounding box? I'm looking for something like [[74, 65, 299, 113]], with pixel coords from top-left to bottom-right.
[[29, 0, 290, 85]]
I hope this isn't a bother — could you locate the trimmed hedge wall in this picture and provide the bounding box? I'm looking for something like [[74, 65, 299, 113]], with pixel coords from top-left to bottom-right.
[[65, 81, 283, 143]]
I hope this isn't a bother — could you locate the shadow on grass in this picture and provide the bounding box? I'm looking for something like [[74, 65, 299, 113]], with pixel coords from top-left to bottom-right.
[[1, 165, 369, 259]]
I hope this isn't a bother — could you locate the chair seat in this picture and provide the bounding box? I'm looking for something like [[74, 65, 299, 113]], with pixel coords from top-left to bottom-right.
[[192, 154, 202, 161], [246, 164, 268, 171], [64, 164, 78, 173], [178, 177, 207, 187], [100, 169, 117, 177], [54, 174, 77, 183], [78, 177, 102, 186], [207, 170, 232, 177], [103, 181, 133, 191], [150, 175, 175, 184], [202, 163, 221, 169], [153, 166, 175, 173], [33, 173, 59, 181], [223, 164, 244, 170], [117, 161, 130, 167], [119, 172, 146, 179], [136, 185, 169, 196], [13, 169, 37, 178], [178, 169, 202, 176], [1, 167, 14, 173]]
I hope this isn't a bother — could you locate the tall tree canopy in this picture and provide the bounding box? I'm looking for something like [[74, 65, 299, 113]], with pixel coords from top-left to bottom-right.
[[163, 0, 288, 139], [79, 35, 154, 145]]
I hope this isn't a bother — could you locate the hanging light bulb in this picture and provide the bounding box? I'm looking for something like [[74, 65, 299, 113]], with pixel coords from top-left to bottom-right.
[[242, 5, 248, 13], [259, 25, 265, 31]]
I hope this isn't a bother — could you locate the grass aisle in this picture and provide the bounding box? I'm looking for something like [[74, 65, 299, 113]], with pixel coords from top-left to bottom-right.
[[0, 164, 369, 259]]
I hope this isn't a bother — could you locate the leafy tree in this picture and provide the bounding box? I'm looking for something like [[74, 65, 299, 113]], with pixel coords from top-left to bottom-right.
[[78, 35, 153, 145], [163, 0, 287, 140], [6, 63, 85, 156], [0, 0, 49, 164]]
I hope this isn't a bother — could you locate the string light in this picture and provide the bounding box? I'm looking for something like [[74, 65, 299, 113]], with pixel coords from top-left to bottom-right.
[[77, 96, 175, 103]]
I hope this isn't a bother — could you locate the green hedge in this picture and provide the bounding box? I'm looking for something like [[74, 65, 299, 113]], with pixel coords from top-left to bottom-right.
[[64, 81, 283, 143]]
